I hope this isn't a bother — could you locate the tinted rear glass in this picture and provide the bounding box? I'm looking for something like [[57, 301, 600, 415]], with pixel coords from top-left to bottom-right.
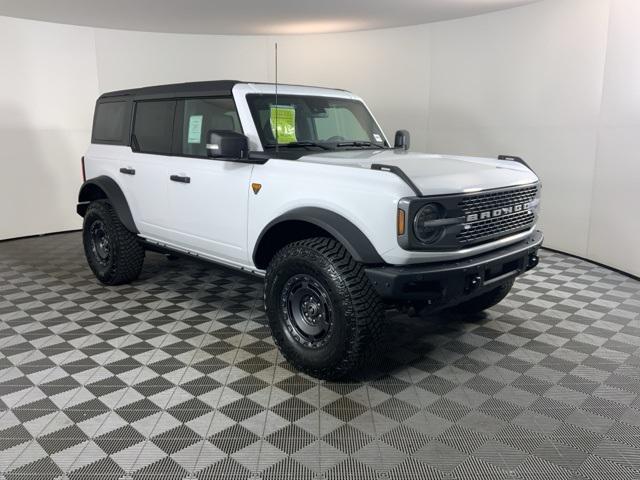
[[93, 101, 127, 143], [132, 100, 176, 154]]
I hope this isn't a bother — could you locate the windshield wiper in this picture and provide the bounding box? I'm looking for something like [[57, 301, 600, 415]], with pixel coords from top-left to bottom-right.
[[264, 141, 331, 150], [336, 141, 385, 149]]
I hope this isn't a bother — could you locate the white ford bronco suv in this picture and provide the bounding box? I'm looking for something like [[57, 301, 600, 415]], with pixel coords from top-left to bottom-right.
[[78, 80, 542, 379]]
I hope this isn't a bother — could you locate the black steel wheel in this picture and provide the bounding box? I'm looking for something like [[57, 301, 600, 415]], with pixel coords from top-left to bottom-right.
[[281, 273, 333, 348], [89, 220, 111, 267]]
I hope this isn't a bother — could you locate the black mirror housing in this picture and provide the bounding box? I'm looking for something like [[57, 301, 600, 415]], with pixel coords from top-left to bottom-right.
[[394, 130, 410, 150], [207, 130, 249, 159]]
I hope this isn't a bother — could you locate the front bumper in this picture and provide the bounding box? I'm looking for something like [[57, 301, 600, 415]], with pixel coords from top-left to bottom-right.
[[365, 230, 543, 310]]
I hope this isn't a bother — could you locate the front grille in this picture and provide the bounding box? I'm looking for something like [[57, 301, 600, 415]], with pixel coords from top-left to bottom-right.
[[458, 184, 538, 214], [457, 210, 535, 244], [456, 183, 538, 245]]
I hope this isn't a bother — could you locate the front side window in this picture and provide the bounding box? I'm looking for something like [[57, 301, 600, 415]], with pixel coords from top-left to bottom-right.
[[247, 94, 387, 151], [178, 97, 242, 157], [132, 100, 176, 154]]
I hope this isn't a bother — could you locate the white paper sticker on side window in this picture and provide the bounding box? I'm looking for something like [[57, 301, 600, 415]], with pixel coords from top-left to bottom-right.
[[373, 133, 382, 143], [187, 115, 203, 144]]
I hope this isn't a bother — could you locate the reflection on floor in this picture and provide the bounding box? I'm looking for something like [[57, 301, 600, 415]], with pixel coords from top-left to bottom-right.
[[0, 232, 639, 479]]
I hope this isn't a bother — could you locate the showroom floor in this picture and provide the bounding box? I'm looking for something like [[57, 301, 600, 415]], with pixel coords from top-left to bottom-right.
[[0, 233, 638, 480]]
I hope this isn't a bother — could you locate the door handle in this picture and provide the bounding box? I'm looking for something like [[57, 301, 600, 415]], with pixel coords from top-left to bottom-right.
[[170, 174, 191, 184], [119, 167, 135, 175]]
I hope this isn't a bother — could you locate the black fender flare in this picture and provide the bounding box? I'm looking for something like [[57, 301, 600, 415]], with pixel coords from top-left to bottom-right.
[[77, 176, 138, 234], [253, 207, 384, 267]]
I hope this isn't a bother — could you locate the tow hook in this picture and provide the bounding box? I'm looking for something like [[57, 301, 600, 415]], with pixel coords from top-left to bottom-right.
[[401, 300, 435, 317], [401, 304, 423, 317], [465, 274, 482, 293]]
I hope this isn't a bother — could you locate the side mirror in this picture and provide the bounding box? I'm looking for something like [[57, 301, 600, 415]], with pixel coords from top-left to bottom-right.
[[394, 130, 410, 150], [206, 130, 249, 159]]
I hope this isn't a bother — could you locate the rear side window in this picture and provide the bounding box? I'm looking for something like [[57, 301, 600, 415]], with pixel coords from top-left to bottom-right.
[[93, 101, 127, 143], [132, 100, 176, 154]]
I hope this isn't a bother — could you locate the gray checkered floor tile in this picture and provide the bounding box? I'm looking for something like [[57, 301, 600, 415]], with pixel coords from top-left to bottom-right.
[[0, 233, 639, 480]]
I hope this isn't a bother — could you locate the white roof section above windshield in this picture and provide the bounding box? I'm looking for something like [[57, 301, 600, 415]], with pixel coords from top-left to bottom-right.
[[239, 82, 358, 100]]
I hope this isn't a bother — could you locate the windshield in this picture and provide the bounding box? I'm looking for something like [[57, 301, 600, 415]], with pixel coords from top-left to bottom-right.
[[247, 94, 387, 150]]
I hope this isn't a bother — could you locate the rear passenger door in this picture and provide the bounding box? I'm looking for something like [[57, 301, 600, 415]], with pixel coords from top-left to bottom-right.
[[119, 100, 176, 240], [166, 97, 253, 266]]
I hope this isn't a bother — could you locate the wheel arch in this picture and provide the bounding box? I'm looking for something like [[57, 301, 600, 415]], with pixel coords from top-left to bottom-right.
[[77, 176, 138, 234], [253, 207, 384, 270]]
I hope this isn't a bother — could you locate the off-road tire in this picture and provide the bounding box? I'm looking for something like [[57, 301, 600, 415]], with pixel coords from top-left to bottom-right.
[[448, 278, 515, 315], [83, 199, 145, 285], [264, 237, 384, 380]]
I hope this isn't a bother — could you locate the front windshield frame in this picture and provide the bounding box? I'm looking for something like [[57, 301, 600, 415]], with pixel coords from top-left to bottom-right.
[[246, 94, 388, 151]]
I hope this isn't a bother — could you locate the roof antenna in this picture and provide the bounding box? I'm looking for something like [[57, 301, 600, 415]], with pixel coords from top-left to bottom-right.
[[275, 42, 279, 154]]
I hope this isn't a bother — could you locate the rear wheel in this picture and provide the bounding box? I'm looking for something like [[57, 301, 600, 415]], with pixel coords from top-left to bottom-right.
[[447, 278, 514, 315], [83, 200, 145, 285], [264, 237, 384, 380]]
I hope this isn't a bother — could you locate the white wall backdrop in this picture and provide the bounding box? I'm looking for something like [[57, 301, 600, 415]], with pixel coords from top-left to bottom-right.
[[93, 25, 430, 150], [272, 25, 430, 152], [1, 0, 638, 275], [425, 0, 639, 276], [426, 0, 609, 257], [0, 16, 98, 240], [588, 0, 640, 276]]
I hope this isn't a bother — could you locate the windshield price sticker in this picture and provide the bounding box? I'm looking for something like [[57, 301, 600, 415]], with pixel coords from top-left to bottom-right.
[[270, 105, 297, 143]]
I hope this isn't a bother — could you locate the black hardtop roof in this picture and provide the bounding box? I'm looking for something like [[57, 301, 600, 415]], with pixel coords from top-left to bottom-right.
[[99, 80, 240, 100], [99, 80, 346, 101]]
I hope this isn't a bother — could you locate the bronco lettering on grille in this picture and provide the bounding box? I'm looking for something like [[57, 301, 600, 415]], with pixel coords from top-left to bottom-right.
[[465, 202, 530, 222]]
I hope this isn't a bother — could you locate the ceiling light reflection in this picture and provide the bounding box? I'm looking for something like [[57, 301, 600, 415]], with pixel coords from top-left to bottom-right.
[[258, 19, 370, 35]]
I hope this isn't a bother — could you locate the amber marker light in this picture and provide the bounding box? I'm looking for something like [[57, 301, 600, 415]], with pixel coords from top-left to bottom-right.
[[251, 183, 262, 194], [397, 209, 406, 236]]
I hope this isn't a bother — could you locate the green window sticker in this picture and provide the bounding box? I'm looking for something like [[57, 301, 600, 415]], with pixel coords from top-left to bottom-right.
[[270, 106, 297, 143], [187, 115, 203, 144]]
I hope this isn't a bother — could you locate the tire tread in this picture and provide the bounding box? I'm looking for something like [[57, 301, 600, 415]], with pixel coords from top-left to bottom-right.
[[83, 200, 144, 285], [265, 237, 383, 380]]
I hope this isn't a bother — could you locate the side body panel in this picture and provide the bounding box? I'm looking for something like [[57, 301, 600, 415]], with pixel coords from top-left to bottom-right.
[[118, 149, 170, 239], [247, 159, 413, 269], [164, 156, 254, 264], [83, 144, 122, 190], [84, 145, 170, 239]]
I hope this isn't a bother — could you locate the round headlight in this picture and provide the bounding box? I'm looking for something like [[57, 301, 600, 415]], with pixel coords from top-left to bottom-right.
[[413, 203, 444, 244]]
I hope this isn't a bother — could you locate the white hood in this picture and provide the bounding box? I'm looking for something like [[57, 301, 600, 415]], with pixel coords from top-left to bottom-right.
[[297, 149, 539, 196]]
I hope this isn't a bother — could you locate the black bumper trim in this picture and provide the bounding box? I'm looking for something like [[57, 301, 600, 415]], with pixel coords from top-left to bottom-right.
[[365, 230, 543, 308]]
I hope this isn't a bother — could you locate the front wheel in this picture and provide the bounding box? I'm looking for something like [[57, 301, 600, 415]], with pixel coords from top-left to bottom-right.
[[82, 199, 145, 285], [447, 278, 515, 315], [264, 238, 384, 380]]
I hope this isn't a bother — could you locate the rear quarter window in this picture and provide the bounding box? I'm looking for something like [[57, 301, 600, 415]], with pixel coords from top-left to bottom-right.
[[92, 101, 128, 144], [132, 100, 176, 155]]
